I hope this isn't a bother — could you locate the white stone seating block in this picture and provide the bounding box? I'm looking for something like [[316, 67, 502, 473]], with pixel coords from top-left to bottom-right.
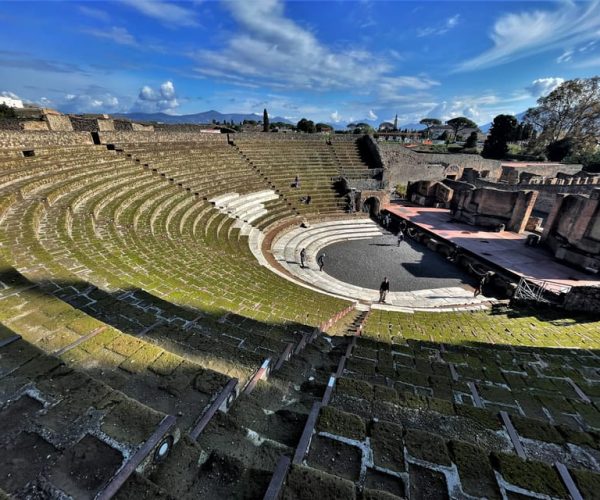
[[209, 192, 240, 207]]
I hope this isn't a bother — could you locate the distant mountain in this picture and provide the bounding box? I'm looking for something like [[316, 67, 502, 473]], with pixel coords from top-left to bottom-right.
[[480, 111, 527, 133], [113, 110, 293, 125]]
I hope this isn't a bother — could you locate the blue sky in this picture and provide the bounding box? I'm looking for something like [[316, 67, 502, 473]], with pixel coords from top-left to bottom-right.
[[1, 0, 599, 125]]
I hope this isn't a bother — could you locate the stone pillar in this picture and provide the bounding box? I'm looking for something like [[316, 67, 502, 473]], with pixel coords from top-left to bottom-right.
[[508, 190, 538, 233], [541, 193, 566, 242], [570, 188, 600, 243]]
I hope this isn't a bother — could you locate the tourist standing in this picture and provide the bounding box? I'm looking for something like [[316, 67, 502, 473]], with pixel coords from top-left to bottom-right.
[[300, 248, 306, 268], [318, 254, 325, 271], [379, 277, 390, 303]]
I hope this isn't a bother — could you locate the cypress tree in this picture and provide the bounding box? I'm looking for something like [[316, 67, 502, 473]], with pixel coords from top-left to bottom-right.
[[263, 108, 269, 132]]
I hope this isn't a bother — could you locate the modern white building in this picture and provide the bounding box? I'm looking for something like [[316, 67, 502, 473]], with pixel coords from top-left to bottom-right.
[[0, 96, 24, 108]]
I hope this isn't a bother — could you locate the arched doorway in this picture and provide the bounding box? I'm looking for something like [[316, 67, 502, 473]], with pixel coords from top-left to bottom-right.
[[363, 196, 381, 216]]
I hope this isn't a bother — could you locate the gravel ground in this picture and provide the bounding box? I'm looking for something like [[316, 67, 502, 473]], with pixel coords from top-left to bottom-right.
[[320, 233, 478, 292]]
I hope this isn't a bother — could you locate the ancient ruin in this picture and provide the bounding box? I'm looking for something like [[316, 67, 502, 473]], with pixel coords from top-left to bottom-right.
[[0, 120, 598, 500]]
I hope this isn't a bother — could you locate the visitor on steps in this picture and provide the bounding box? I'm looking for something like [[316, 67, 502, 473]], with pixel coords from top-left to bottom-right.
[[474, 272, 493, 297], [300, 248, 306, 268], [379, 277, 390, 303], [318, 253, 325, 271], [397, 230, 405, 246], [293, 176, 300, 188]]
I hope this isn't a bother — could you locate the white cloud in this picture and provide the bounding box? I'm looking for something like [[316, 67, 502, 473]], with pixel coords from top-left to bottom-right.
[[367, 109, 378, 120], [79, 6, 110, 23], [83, 26, 138, 47], [418, 14, 461, 37], [330, 110, 342, 123], [135, 80, 179, 112], [527, 77, 564, 98], [191, 0, 437, 93], [61, 92, 121, 113], [557, 50, 573, 63], [456, 1, 600, 72], [1, 91, 20, 99], [121, 0, 199, 27]]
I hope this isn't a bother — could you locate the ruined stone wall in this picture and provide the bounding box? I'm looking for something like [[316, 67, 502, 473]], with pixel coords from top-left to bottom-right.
[[0, 131, 93, 148], [542, 189, 600, 270], [452, 186, 537, 233], [499, 163, 583, 183], [360, 135, 384, 169], [563, 286, 600, 314], [378, 143, 502, 186], [98, 131, 228, 144], [20, 121, 49, 131], [44, 114, 73, 131], [471, 177, 600, 214], [131, 123, 154, 132], [70, 117, 98, 132]]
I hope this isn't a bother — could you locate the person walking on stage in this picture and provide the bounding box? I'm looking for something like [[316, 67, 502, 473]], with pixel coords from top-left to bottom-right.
[[397, 230, 405, 247], [379, 277, 390, 303], [318, 253, 325, 272], [300, 248, 307, 268]]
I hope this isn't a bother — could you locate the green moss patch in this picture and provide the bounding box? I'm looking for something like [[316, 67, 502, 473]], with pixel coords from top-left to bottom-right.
[[316, 406, 366, 441], [370, 420, 404, 473], [119, 344, 163, 374], [450, 440, 499, 499], [405, 429, 451, 466], [148, 351, 183, 376], [492, 452, 567, 498], [511, 415, 564, 444], [282, 464, 356, 500], [455, 404, 501, 430], [571, 467, 600, 499], [107, 335, 145, 357], [336, 377, 374, 401]]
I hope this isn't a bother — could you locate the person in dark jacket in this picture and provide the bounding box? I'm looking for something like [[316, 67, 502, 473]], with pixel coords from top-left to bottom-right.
[[318, 254, 325, 271], [300, 248, 307, 268], [379, 277, 390, 303]]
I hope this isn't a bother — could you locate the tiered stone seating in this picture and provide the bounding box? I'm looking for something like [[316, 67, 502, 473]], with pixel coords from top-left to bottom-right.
[[274, 308, 600, 499], [0, 261, 174, 497], [235, 138, 352, 215], [2, 136, 600, 498]]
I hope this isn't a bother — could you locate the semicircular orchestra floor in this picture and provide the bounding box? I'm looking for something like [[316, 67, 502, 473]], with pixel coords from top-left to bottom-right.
[[263, 218, 498, 312]]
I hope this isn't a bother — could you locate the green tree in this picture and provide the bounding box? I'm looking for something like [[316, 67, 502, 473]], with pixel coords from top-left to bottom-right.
[[524, 77, 600, 152], [263, 108, 269, 132], [446, 117, 478, 141], [316, 123, 333, 133], [0, 103, 17, 118], [297, 118, 316, 133], [464, 131, 478, 149], [546, 138, 576, 162], [482, 114, 517, 159], [393, 114, 398, 131], [419, 117, 441, 138]]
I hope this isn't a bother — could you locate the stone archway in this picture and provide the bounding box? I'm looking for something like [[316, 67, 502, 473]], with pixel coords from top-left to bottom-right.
[[363, 196, 380, 216], [358, 190, 390, 216], [444, 164, 461, 180]]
